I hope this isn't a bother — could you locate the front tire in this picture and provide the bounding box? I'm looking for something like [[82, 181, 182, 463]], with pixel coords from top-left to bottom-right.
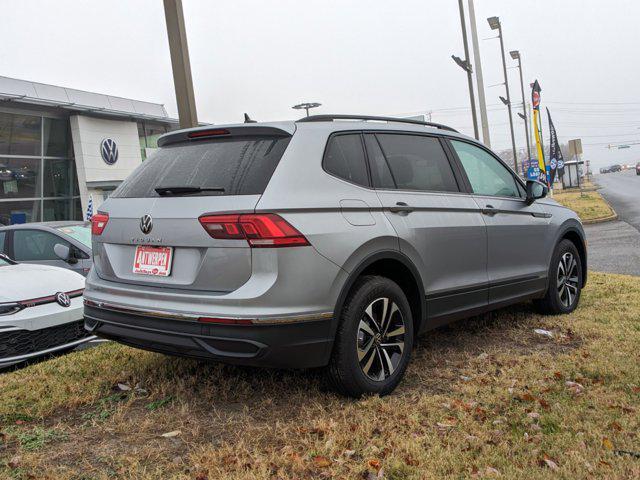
[[534, 239, 583, 315], [327, 276, 414, 398]]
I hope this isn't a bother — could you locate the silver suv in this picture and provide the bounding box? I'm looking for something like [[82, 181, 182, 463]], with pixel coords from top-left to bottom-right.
[[84, 115, 586, 397]]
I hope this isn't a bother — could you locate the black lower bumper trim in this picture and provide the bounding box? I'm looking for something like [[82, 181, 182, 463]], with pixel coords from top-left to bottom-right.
[[84, 305, 334, 369]]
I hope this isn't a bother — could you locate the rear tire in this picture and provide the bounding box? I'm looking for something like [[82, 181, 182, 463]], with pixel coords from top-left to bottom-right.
[[534, 239, 583, 315], [327, 276, 414, 398]]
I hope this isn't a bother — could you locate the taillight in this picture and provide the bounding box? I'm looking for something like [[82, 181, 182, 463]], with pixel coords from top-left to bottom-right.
[[199, 213, 310, 248], [91, 212, 109, 235]]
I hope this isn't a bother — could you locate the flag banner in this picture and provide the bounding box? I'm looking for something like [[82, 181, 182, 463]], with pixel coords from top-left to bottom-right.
[[531, 80, 548, 185], [546, 108, 564, 183], [85, 195, 94, 221]]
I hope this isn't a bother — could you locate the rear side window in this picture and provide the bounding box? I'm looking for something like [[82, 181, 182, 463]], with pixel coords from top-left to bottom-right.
[[0, 231, 6, 253], [375, 134, 459, 192], [323, 134, 369, 187], [112, 135, 291, 198], [364, 134, 396, 189]]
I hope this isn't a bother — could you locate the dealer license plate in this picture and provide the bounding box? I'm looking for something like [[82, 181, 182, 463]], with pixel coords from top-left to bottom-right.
[[133, 245, 173, 276]]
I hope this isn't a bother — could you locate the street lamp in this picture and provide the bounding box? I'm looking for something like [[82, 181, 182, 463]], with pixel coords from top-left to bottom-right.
[[510, 50, 532, 166], [292, 102, 321, 117], [487, 16, 519, 174], [453, 0, 479, 140]]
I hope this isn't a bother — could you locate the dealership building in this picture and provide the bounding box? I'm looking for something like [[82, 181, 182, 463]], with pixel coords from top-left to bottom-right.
[[0, 76, 178, 225]]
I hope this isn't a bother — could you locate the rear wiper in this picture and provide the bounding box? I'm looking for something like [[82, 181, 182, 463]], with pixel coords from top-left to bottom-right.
[[154, 186, 226, 196]]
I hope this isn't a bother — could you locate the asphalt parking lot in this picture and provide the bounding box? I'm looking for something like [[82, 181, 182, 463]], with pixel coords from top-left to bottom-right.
[[584, 170, 640, 276]]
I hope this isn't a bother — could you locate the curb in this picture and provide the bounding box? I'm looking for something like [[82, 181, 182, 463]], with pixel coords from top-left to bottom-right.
[[583, 213, 618, 225], [582, 193, 618, 225]]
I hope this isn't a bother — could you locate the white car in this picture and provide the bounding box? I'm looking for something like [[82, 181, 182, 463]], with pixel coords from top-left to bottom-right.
[[0, 254, 93, 368]]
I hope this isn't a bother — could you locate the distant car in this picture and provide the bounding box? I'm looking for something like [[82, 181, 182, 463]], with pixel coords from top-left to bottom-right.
[[0, 222, 92, 276], [609, 164, 622, 173], [0, 254, 92, 369], [599, 167, 610, 174], [636, 162, 640, 175]]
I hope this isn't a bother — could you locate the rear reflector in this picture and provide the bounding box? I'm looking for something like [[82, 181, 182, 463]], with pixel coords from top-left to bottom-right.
[[198, 317, 254, 325], [188, 128, 230, 139], [199, 213, 310, 248], [91, 212, 109, 235]]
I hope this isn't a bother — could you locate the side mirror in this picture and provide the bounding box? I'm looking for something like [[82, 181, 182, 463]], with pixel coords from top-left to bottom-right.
[[54, 243, 77, 264], [525, 180, 548, 205]]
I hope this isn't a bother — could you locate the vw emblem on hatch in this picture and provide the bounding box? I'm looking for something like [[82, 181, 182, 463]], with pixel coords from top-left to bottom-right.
[[140, 214, 153, 234], [55, 292, 71, 308], [100, 138, 119, 165]]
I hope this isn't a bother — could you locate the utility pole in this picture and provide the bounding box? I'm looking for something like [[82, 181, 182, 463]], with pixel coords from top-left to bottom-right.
[[163, 0, 198, 128], [488, 16, 518, 174], [453, 0, 479, 140], [467, 0, 490, 147], [511, 50, 532, 165]]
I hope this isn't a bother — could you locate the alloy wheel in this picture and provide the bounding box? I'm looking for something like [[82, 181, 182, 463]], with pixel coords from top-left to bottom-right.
[[557, 252, 579, 308], [356, 297, 406, 381]]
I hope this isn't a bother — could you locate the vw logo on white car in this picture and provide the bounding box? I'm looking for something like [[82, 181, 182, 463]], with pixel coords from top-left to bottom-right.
[[140, 214, 153, 234], [55, 291, 71, 308], [100, 138, 119, 165]]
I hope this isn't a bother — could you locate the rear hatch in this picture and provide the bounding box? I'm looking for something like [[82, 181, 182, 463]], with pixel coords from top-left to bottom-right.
[[92, 125, 293, 292]]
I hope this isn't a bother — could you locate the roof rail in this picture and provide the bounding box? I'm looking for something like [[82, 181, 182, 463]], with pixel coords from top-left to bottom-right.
[[296, 114, 459, 133]]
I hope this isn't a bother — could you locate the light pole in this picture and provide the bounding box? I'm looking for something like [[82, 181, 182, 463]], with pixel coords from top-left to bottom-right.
[[292, 102, 321, 117], [510, 50, 532, 166], [467, 0, 491, 147], [452, 0, 479, 140], [487, 16, 518, 174], [163, 0, 198, 129]]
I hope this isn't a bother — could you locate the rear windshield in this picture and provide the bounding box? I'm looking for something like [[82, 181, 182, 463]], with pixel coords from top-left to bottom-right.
[[111, 135, 291, 198]]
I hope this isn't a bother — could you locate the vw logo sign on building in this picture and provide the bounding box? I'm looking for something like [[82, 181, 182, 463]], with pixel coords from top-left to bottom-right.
[[140, 214, 153, 234], [100, 138, 119, 165], [55, 292, 71, 308]]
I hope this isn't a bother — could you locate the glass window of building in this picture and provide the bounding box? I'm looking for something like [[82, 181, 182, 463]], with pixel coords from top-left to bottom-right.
[[138, 121, 174, 161], [0, 113, 41, 156], [43, 117, 72, 157], [0, 111, 81, 225]]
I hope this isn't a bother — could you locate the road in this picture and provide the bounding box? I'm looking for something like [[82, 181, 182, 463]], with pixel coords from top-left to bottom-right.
[[585, 169, 640, 276]]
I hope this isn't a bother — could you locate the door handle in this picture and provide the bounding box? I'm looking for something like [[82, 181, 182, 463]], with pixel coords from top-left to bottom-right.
[[389, 202, 415, 214], [481, 204, 499, 216]]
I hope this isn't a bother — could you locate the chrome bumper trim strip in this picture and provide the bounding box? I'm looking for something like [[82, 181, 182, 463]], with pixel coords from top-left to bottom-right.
[[84, 299, 332, 325]]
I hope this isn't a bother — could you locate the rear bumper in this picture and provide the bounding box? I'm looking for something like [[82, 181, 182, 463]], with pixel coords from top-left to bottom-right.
[[84, 304, 334, 369]]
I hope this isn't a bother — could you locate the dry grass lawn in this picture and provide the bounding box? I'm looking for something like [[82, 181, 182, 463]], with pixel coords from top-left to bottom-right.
[[1, 272, 639, 479], [553, 189, 614, 221]]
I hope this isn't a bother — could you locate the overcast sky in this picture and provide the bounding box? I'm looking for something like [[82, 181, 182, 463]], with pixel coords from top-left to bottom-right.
[[2, 0, 639, 169]]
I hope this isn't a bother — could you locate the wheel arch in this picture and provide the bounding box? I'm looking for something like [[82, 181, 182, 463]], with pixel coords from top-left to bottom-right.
[[556, 221, 588, 287], [331, 250, 426, 339]]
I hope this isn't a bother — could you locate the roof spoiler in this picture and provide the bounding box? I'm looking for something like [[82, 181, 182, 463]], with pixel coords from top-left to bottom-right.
[[157, 125, 292, 148]]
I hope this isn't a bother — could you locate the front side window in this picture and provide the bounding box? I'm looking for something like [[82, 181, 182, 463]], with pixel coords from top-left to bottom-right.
[[323, 134, 369, 187], [13, 230, 70, 261], [451, 140, 521, 198], [375, 134, 459, 192]]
